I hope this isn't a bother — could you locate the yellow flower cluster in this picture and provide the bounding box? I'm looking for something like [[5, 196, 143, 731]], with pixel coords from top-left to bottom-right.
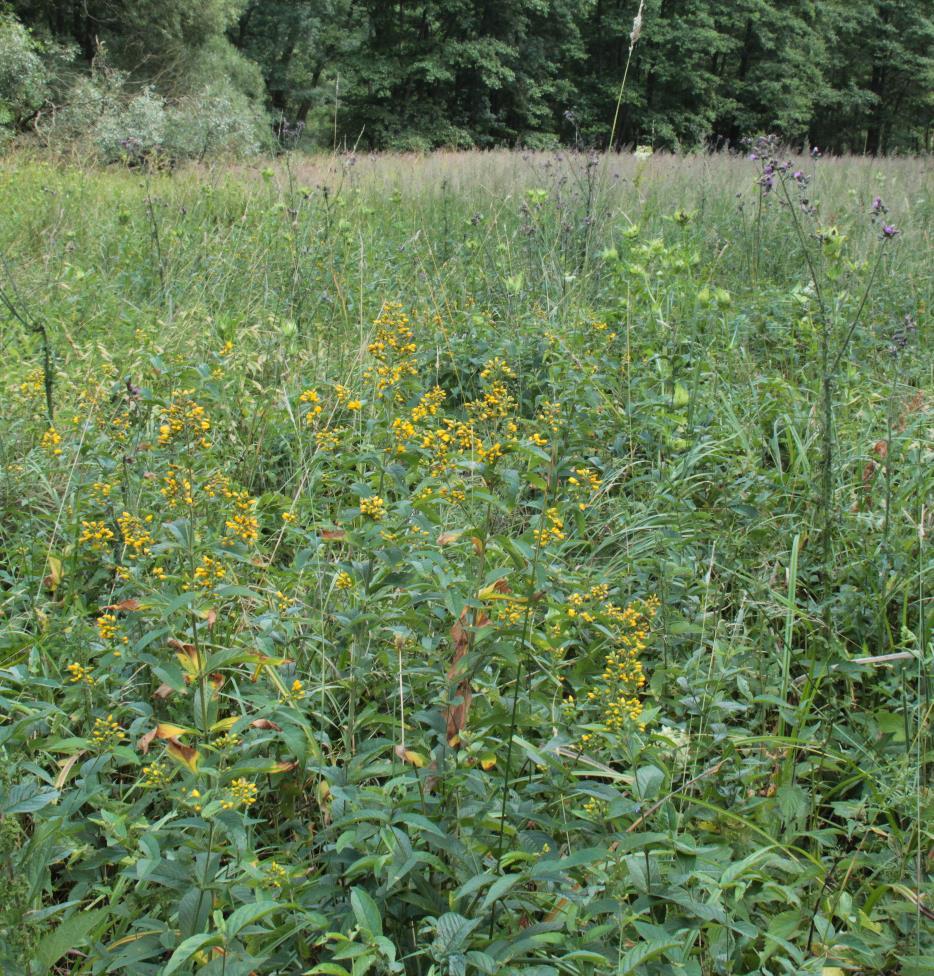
[[90, 714, 125, 747], [582, 597, 659, 734], [264, 860, 289, 888], [282, 678, 305, 703], [533, 507, 565, 546], [96, 613, 128, 652], [202, 471, 231, 499], [360, 495, 387, 520], [91, 481, 115, 500], [466, 380, 515, 422], [17, 367, 45, 400], [537, 400, 562, 435], [569, 466, 601, 491], [363, 302, 418, 397], [141, 761, 171, 788], [335, 570, 354, 590], [226, 511, 259, 545], [193, 554, 226, 590], [479, 356, 516, 381], [162, 466, 194, 507], [300, 388, 323, 424], [158, 389, 211, 449], [315, 427, 343, 451], [391, 386, 446, 453], [222, 778, 258, 810], [79, 519, 115, 552], [110, 410, 132, 443], [41, 427, 63, 456], [66, 662, 95, 686], [117, 511, 154, 557]]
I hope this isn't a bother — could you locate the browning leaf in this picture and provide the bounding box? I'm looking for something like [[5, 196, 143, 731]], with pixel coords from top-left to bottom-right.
[[250, 719, 283, 731], [101, 598, 142, 612], [443, 606, 490, 746], [394, 744, 427, 767], [166, 738, 200, 773]]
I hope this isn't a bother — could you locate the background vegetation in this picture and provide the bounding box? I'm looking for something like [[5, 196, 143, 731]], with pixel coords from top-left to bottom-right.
[[1, 0, 932, 156], [0, 146, 930, 974]]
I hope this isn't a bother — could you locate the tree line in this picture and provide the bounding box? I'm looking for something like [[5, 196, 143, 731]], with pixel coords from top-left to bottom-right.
[[3, 1, 931, 155]]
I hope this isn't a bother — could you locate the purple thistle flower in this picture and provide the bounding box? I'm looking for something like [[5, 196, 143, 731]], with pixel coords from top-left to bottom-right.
[[881, 224, 899, 239]]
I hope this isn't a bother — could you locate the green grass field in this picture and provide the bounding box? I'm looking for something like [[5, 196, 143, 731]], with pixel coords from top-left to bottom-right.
[[0, 148, 930, 976]]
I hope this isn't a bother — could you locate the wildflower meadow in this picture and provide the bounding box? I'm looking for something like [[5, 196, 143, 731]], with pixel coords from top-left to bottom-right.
[[0, 147, 930, 976]]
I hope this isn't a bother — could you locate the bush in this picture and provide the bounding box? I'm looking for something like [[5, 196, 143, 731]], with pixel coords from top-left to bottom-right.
[[0, 14, 49, 133], [164, 83, 271, 160], [93, 85, 167, 163]]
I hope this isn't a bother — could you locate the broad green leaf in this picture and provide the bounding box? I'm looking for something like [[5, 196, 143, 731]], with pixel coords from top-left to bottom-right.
[[350, 887, 382, 937], [226, 898, 279, 937], [163, 932, 222, 975], [34, 908, 108, 974], [618, 938, 678, 975]]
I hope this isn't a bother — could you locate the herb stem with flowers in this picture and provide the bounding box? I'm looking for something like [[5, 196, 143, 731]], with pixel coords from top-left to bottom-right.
[[0, 147, 929, 976]]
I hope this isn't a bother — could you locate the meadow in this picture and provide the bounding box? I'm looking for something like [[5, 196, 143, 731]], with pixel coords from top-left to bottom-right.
[[0, 146, 930, 976]]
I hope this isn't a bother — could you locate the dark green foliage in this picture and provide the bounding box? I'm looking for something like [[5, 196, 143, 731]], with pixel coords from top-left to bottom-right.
[[2, 0, 931, 153]]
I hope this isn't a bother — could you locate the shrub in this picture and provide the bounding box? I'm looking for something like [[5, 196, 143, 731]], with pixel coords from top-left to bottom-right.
[[0, 14, 48, 134]]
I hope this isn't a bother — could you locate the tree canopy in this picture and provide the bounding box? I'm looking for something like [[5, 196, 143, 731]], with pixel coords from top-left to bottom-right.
[[3, 0, 931, 153]]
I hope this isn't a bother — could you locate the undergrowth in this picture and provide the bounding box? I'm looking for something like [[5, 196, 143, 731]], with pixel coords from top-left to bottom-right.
[[0, 148, 930, 976]]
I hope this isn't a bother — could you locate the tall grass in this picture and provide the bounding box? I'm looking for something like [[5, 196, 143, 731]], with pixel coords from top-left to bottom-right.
[[0, 147, 930, 975]]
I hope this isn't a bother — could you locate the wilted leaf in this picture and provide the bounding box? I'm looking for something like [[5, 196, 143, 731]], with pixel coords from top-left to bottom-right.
[[138, 723, 192, 755], [166, 738, 200, 773], [101, 598, 142, 612], [43, 555, 63, 594], [270, 760, 298, 774], [53, 753, 84, 791], [169, 639, 201, 676], [250, 718, 283, 731], [444, 607, 490, 746], [394, 744, 427, 767], [437, 530, 463, 546], [137, 727, 158, 754], [320, 529, 346, 541], [154, 683, 175, 700], [317, 779, 332, 823]]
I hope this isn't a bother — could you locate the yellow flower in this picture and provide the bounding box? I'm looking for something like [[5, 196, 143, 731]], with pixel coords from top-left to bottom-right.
[[90, 713, 125, 748], [41, 426, 63, 456], [359, 495, 386, 520], [335, 570, 354, 590], [79, 520, 115, 552], [222, 778, 258, 810], [66, 662, 95, 686]]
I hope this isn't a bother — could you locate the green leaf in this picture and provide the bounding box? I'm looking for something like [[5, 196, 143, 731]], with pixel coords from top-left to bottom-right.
[[1, 781, 59, 815], [432, 913, 480, 959], [618, 938, 679, 975], [479, 874, 520, 911], [34, 908, 108, 974], [163, 932, 223, 975], [350, 887, 382, 937], [634, 764, 665, 800], [226, 898, 279, 937]]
